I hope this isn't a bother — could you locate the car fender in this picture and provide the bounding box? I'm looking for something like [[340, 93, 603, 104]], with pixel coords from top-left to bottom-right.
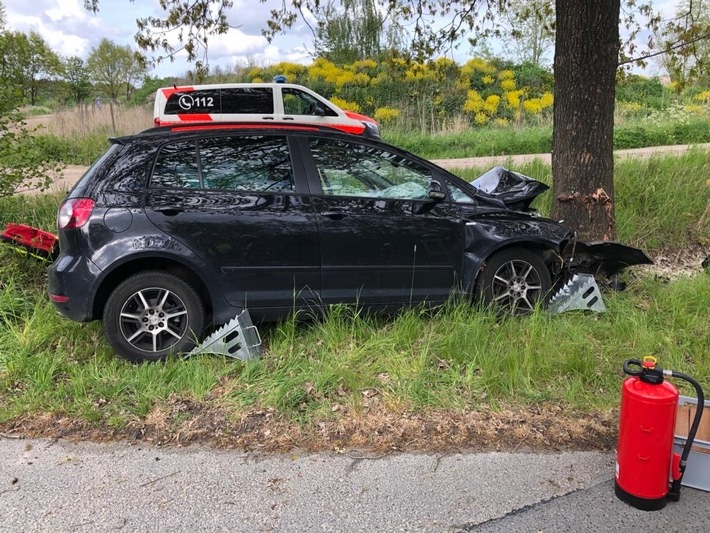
[[461, 216, 571, 290], [89, 239, 225, 321]]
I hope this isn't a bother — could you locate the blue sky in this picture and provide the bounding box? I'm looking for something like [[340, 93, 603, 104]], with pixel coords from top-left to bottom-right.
[[4, 0, 682, 79]]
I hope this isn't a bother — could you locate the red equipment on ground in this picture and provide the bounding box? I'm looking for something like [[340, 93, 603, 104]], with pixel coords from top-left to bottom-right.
[[615, 356, 705, 510], [0, 223, 58, 260]]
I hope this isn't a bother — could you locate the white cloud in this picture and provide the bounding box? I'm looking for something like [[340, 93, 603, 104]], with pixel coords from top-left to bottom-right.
[[45, 0, 97, 24]]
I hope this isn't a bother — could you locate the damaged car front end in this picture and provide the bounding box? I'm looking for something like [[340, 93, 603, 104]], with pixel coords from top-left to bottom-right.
[[464, 166, 652, 312]]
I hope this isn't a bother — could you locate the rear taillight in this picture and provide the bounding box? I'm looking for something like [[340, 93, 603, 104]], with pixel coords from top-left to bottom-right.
[[58, 198, 95, 229], [154, 117, 161, 127]]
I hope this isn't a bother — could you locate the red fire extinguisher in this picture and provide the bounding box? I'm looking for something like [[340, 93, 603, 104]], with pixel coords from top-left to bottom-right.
[[615, 356, 705, 510]]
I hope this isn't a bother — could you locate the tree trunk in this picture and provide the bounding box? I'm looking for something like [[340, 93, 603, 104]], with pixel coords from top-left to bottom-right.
[[551, 0, 620, 242]]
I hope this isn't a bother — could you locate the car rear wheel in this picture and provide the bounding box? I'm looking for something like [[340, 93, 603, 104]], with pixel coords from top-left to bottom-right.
[[475, 248, 551, 315], [103, 271, 205, 363]]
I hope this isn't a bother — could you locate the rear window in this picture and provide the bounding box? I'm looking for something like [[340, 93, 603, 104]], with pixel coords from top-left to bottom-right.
[[164, 88, 274, 115], [70, 143, 121, 194]]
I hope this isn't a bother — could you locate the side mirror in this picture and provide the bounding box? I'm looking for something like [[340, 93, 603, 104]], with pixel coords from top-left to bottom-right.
[[427, 181, 446, 201], [314, 103, 326, 117]]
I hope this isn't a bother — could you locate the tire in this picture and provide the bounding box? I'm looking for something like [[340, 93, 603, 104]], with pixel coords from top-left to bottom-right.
[[475, 247, 552, 315], [103, 271, 205, 363]]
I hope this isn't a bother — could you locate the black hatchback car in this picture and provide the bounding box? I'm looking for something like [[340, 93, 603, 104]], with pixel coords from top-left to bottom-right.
[[48, 122, 645, 362]]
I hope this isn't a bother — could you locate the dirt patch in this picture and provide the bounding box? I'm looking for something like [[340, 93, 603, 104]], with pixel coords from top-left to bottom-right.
[[15, 165, 86, 197], [641, 245, 710, 281], [0, 400, 617, 453]]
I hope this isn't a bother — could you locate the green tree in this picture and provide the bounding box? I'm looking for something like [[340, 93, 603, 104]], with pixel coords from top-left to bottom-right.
[[0, 26, 61, 197], [500, 0, 555, 67], [654, 0, 710, 91], [87, 38, 145, 100], [313, 0, 395, 64], [63, 56, 93, 104], [0, 31, 61, 106], [24, 32, 62, 105]]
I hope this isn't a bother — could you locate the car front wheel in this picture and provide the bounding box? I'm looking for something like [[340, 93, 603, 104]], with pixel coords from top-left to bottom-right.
[[103, 271, 205, 362], [475, 248, 552, 314]]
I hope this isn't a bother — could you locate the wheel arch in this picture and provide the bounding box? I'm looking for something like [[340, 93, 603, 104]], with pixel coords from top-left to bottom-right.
[[92, 256, 214, 322], [467, 239, 564, 293]]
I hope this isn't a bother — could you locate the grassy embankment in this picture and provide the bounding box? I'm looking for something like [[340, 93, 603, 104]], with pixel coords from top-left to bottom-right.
[[0, 109, 708, 449]]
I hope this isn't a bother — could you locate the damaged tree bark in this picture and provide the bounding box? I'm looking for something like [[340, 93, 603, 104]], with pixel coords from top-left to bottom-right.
[[551, 0, 620, 242]]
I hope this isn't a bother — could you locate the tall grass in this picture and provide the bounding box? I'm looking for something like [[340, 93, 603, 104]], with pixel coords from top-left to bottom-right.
[[27, 105, 153, 166]]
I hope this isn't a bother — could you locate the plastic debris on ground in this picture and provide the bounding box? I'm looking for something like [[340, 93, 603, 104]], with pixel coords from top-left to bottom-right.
[[1, 223, 58, 261]]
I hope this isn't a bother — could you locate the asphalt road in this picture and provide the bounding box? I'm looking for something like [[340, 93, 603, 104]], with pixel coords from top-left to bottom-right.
[[1, 438, 707, 532]]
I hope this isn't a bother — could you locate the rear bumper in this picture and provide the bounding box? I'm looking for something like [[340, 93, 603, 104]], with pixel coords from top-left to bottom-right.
[[47, 254, 102, 322]]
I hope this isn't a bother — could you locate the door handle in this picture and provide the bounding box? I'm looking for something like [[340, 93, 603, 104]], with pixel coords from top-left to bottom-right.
[[320, 211, 348, 221], [262, 116, 275, 120]]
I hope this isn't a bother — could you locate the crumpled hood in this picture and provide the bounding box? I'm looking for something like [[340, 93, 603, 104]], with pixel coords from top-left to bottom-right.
[[471, 166, 549, 210]]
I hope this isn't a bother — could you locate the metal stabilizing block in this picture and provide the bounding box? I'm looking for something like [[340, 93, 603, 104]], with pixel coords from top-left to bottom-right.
[[186, 309, 262, 361], [548, 273, 606, 314]]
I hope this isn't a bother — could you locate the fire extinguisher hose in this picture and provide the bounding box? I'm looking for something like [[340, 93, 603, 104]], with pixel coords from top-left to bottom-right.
[[667, 370, 705, 501]]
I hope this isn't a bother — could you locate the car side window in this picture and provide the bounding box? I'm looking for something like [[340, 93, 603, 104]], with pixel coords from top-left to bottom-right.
[[221, 88, 274, 114], [152, 141, 200, 189], [447, 180, 475, 203], [282, 88, 337, 117], [164, 88, 274, 115], [309, 138, 432, 200], [199, 135, 295, 192]]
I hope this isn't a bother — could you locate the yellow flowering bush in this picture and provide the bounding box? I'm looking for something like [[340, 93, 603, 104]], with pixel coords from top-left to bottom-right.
[[463, 90, 484, 113], [230, 55, 564, 131], [523, 98, 543, 115], [462, 58, 496, 76], [483, 95, 500, 114], [308, 58, 342, 84], [329, 96, 362, 113], [693, 90, 710, 103], [351, 59, 377, 72], [405, 63, 436, 81], [374, 106, 401, 123], [501, 79, 516, 92], [505, 90, 524, 109]]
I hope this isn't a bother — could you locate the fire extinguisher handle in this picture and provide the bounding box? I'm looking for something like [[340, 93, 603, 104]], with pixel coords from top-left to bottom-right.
[[622, 359, 644, 376]]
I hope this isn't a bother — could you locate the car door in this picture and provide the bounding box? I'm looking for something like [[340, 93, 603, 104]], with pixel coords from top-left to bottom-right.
[[299, 135, 465, 307], [144, 133, 320, 313]]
